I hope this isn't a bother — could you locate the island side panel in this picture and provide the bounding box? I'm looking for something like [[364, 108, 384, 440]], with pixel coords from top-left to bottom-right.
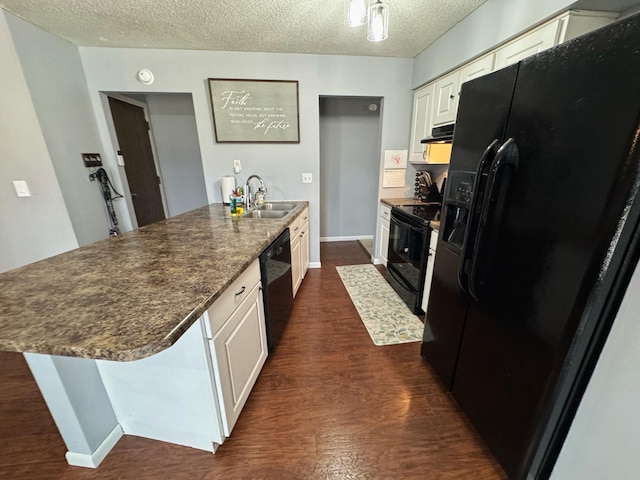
[[23, 353, 122, 467], [96, 317, 224, 451]]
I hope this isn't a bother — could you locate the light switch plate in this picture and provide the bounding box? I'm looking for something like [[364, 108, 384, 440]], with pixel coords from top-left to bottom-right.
[[12, 180, 31, 197], [302, 173, 313, 184], [233, 159, 242, 173]]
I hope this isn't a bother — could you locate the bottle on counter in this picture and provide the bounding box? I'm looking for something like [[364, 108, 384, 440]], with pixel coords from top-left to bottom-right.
[[229, 195, 238, 217]]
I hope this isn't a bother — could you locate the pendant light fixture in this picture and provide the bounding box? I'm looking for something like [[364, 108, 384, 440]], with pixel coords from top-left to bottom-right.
[[367, 0, 389, 42], [344, 0, 368, 27], [344, 0, 389, 42]]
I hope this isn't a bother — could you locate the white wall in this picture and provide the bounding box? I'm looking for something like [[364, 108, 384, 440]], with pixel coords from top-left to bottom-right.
[[0, 10, 77, 273], [319, 97, 381, 239], [551, 258, 640, 479], [412, 0, 575, 88], [5, 12, 110, 246], [144, 94, 208, 217], [78, 48, 414, 264]]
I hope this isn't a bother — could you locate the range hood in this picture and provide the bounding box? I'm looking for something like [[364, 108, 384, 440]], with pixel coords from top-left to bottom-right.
[[421, 124, 455, 144]]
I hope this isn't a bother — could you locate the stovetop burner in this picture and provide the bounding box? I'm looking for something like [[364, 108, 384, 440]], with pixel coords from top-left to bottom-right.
[[396, 203, 441, 224]]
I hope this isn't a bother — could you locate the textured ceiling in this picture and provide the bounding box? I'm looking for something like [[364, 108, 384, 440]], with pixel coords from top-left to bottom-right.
[[0, 0, 488, 58]]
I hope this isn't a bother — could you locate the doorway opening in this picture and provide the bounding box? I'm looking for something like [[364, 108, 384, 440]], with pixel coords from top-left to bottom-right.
[[108, 96, 166, 227], [105, 93, 208, 230], [319, 96, 382, 262]]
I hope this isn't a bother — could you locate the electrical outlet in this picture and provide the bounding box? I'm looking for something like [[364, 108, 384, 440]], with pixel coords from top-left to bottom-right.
[[81, 153, 102, 168], [302, 173, 313, 184], [233, 159, 242, 173]]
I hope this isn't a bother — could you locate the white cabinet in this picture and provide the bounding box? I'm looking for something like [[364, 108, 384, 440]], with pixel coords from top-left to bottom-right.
[[291, 234, 301, 295], [206, 259, 267, 436], [494, 20, 560, 70], [432, 70, 461, 127], [421, 230, 439, 314], [408, 9, 616, 157], [460, 54, 495, 87], [301, 217, 310, 276], [555, 10, 618, 43], [377, 203, 391, 266], [290, 207, 309, 297], [493, 11, 616, 71], [409, 83, 435, 163]]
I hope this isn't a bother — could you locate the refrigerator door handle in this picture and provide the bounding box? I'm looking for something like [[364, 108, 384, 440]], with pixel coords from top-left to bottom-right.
[[468, 138, 520, 301], [457, 139, 500, 295]]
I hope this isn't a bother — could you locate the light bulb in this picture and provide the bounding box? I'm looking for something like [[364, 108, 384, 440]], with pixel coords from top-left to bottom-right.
[[367, 1, 389, 42], [345, 0, 367, 27]]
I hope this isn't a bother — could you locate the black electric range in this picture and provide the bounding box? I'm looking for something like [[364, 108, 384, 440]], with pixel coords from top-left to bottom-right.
[[393, 202, 441, 226], [387, 202, 441, 314]]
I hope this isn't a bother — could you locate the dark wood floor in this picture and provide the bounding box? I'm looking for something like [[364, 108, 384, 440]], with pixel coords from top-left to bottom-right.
[[0, 241, 506, 479]]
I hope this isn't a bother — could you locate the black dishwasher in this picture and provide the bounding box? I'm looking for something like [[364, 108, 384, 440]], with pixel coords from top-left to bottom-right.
[[259, 229, 294, 352]]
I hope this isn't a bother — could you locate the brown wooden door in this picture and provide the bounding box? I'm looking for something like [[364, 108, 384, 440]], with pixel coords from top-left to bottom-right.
[[108, 97, 165, 227]]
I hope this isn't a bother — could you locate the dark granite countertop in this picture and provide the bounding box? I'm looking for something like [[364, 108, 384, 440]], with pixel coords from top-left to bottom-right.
[[0, 202, 308, 361]]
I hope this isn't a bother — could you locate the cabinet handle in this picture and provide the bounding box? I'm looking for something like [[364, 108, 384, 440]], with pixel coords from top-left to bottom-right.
[[294, 226, 299, 231], [304, 216, 308, 220], [235, 286, 246, 297], [449, 94, 455, 99]]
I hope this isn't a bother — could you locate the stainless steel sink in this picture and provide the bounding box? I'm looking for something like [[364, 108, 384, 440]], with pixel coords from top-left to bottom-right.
[[242, 210, 289, 219], [255, 203, 297, 211]]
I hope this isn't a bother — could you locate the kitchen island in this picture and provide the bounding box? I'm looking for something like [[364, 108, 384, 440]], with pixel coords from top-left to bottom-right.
[[0, 201, 308, 467]]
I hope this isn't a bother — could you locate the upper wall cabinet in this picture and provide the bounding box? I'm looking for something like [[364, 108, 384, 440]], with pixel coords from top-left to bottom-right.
[[409, 83, 435, 163], [408, 9, 618, 165], [432, 70, 461, 127], [459, 54, 495, 87], [494, 21, 560, 70], [494, 10, 618, 70]]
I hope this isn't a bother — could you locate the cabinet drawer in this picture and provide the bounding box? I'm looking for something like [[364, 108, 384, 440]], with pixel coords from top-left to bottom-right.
[[205, 259, 261, 338], [380, 203, 391, 222], [290, 207, 309, 239]]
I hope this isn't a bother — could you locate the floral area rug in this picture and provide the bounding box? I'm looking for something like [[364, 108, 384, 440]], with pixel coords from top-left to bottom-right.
[[336, 264, 424, 346]]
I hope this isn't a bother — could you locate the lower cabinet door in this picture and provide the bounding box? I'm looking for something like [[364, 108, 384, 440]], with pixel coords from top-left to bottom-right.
[[210, 281, 267, 436], [301, 222, 310, 278], [379, 218, 390, 266], [291, 236, 302, 296]]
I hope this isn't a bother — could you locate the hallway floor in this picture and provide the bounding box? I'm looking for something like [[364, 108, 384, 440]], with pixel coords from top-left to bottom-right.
[[0, 241, 505, 479]]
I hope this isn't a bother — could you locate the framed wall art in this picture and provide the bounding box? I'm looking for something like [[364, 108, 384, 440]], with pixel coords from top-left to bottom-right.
[[208, 78, 300, 143]]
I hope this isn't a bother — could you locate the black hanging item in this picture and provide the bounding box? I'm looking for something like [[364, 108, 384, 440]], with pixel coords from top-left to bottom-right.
[[90, 167, 123, 236]]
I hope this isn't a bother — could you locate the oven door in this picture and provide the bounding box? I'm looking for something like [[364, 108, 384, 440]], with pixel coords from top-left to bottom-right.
[[386, 265, 419, 312], [387, 213, 429, 292]]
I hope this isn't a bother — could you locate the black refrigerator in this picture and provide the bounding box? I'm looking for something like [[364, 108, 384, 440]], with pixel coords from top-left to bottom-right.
[[421, 15, 640, 480]]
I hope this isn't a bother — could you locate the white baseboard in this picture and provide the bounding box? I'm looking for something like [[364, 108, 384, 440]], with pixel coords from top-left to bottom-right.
[[309, 262, 321, 269], [320, 235, 374, 242], [65, 424, 123, 468]]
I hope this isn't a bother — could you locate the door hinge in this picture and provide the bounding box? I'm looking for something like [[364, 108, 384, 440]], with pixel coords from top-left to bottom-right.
[[156, 175, 161, 184], [146, 121, 150, 131]]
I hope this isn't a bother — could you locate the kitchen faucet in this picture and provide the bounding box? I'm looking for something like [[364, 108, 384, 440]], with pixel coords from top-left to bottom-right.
[[245, 175, 266, 209]]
